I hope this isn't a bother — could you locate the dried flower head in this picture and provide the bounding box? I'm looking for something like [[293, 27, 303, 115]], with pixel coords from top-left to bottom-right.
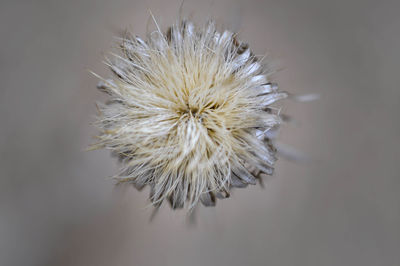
[[92, 17, 287, 211]]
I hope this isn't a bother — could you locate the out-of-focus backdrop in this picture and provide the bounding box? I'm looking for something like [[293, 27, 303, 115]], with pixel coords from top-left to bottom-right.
[[1, 0, 399, 265]]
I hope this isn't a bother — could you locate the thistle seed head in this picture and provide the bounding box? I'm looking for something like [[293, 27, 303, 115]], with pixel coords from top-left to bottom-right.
[[92, 18, 287, 210]]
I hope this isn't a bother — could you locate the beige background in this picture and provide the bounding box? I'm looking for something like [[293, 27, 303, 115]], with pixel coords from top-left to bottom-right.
[[1, 0, 399, 265]]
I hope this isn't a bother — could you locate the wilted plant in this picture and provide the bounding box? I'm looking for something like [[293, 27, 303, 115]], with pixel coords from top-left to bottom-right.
[[92, 16, 287, 211]]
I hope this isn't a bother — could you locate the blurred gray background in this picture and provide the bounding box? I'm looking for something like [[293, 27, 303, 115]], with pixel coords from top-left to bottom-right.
[[1, 0, 399, 265]]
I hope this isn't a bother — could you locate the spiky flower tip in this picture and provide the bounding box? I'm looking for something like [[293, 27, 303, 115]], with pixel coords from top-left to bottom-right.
[[92, 18, 287, 211]]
